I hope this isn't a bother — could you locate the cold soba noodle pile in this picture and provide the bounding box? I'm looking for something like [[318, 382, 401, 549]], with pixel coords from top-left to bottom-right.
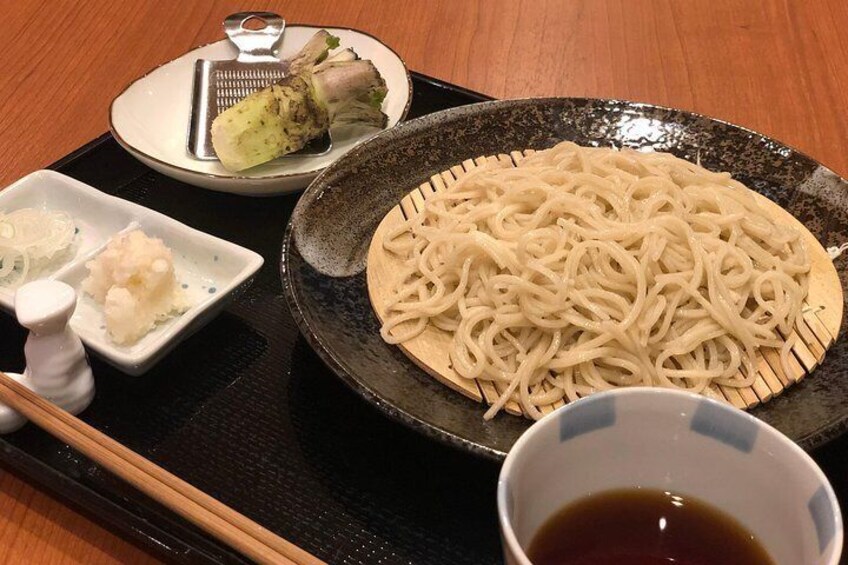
[[378, 142, 810, 420]]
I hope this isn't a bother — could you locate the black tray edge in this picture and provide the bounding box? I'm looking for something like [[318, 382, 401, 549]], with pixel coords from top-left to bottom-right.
[[49, 132, 113, 171], [0, 438, 229, 563]]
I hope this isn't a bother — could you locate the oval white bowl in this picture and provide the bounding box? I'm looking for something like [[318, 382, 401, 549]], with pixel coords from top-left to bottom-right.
[[110, 26, 412, 196]]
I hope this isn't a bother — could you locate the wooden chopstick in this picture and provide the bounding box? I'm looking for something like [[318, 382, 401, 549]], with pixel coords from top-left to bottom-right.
[[0, 371, 324, 565]]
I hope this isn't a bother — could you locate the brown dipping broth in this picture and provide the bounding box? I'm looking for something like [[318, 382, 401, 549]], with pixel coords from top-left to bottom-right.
[[526, 488, 775, 565]]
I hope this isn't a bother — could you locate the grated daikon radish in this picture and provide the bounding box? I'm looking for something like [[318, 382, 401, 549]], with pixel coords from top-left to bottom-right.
[[82, 229, 189, 345]]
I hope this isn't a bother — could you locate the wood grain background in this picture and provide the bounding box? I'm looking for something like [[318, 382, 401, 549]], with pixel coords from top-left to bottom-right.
[[2, 0, 847, 562]]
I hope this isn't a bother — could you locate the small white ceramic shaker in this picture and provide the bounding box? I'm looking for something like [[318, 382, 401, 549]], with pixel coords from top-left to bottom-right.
[[0, 280, 95, 433]]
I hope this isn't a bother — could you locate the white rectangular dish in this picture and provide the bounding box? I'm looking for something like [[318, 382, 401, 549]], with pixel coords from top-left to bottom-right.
[[0, 170, 264, 375]]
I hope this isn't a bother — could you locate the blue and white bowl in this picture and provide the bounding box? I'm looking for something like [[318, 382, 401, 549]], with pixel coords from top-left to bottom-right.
[[497, 388, 843, 565]]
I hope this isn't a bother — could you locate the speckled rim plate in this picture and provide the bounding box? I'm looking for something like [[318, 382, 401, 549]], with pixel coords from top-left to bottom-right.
[[281, 97, 848, 459]]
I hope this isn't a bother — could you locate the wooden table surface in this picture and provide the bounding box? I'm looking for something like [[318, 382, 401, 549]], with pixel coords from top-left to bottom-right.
[[2, 0, 847, 562]]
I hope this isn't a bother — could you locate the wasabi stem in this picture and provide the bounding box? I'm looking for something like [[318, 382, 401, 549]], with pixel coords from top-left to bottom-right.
[[311, 60, 388, 127], [287, 30, 341, 75], [211, 30, 389, 172], [314, 48, 359, 71]]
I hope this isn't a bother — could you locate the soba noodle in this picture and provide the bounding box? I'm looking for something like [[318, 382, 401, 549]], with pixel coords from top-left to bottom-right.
[[379, 142, 810, 420]]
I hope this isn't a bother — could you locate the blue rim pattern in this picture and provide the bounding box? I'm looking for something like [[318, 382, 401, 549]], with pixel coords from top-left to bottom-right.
[[690, 400, 759, 453], [810, 485, 837, 553], [559, 395, 617, 442]]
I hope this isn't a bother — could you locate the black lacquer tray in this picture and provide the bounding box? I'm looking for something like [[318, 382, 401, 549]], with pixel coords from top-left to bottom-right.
[[0, 73, 846, 565]]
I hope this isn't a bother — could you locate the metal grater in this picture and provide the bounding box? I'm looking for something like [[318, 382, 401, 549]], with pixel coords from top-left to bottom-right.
[[187, 12, 331, 161]]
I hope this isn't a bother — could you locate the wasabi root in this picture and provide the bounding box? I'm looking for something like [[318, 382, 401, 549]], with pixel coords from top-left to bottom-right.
[[211, 30, 388, 172]]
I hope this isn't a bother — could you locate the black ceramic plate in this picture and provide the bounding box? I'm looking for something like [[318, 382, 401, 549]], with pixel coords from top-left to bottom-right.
[[281, 98, 848, 459]]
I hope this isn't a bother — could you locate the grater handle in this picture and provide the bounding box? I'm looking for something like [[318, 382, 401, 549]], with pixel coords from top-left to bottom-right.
[[223, 12, 286, 63]]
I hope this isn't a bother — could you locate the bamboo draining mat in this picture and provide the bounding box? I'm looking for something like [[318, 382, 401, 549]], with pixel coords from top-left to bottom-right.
[[367, 150, 843, 417]]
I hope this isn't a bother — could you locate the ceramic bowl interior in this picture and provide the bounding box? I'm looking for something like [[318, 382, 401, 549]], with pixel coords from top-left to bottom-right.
[[0, 170, 264, 374], [282, 97, 848, 458], [110, 25, 411, 194], [497, 389, 843, 565]]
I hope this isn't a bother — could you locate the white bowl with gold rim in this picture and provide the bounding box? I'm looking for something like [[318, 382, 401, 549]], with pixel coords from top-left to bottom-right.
[[109, 25, 411, 196]]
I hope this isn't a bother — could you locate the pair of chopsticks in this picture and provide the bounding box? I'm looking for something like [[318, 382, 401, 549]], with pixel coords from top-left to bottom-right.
[[0, 371, 324, 565]]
